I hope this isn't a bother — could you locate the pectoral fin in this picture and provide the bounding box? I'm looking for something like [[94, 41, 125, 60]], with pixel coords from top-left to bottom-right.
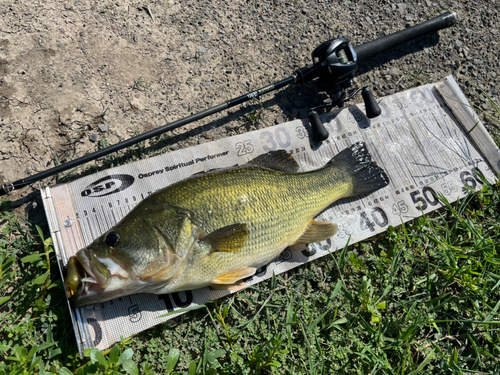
[[211, 267, 257, 284], [201, 223, 248, 253], [294, 220, 338, 245], [141, 252, 183, 281]]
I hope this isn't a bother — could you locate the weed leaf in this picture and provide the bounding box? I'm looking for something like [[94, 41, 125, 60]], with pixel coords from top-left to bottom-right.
[[21, 253, 43, 263], [123, 359, 139, 375], [166, 348, 180, 374], [32, 271, 49, 285]]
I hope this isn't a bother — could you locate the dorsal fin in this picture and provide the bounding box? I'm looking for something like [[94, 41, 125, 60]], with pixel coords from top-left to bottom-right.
[[190, 150, 299, 177], [248, 150, 300, 173]]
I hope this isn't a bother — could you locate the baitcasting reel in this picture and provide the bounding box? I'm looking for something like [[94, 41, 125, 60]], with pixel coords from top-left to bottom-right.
[[307, 38, 381, 142]]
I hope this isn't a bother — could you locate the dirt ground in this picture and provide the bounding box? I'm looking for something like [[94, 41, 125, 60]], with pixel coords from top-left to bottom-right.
[[0, 0, 499, 221]]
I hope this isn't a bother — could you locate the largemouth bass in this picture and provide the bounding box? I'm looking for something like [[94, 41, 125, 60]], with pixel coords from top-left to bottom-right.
[[65, 142, 389, 306]]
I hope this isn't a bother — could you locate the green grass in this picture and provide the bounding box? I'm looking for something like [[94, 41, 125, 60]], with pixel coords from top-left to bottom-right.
[[1, 175, 499, 374], [2, 91, 500, 373]]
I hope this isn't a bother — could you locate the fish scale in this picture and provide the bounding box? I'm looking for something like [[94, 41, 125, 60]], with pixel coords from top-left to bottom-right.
[[143, 165, 357, 293]]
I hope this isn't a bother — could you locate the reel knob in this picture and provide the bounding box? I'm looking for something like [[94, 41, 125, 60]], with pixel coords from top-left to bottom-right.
[[361, 87, 382, 118], [308, 110, 329, 142]]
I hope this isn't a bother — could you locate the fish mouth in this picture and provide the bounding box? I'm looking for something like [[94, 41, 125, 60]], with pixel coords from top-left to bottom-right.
[[65, 250, 141, 307], [64, 250, 108, 302], [77, 249, 109, 287]]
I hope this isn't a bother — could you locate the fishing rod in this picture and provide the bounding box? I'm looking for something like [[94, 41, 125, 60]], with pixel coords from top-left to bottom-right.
[[1, 11, 457, 196]]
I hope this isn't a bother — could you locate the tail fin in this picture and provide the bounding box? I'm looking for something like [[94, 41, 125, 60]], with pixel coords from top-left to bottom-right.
[[329, 142, 389, 196]]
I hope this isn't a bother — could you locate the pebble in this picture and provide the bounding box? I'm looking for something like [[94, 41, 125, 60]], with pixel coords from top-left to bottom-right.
[[89, 133, 99, 142], [275, 114, 286, 124], [389, 69, 400, 77], [98, 124, 109, 132]]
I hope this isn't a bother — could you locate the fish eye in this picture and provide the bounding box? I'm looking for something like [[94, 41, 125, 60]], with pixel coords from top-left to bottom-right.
[[105, 231, 120, 247]]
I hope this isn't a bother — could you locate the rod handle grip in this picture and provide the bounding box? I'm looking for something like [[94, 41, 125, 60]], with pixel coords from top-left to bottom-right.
[[354, 11, 458, 62]]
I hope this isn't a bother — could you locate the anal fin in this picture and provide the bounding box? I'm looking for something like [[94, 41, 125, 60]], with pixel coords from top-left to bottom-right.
[[211, 267, 256, 285], [294, 220, 338, 245]]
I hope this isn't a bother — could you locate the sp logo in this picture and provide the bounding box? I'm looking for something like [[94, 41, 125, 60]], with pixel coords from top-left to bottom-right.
[[81, 174, 135, 197]]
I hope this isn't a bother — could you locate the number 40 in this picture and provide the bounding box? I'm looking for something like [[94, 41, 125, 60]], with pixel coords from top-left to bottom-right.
[[360, 207, 388, 232]]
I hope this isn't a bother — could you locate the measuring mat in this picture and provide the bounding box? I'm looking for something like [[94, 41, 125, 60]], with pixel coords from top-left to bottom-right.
[[41, 76, 500, 353]]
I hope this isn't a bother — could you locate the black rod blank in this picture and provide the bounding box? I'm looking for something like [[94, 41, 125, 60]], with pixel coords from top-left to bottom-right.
[[1, 12, 458, 196], [2, 77, 295, 194]]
